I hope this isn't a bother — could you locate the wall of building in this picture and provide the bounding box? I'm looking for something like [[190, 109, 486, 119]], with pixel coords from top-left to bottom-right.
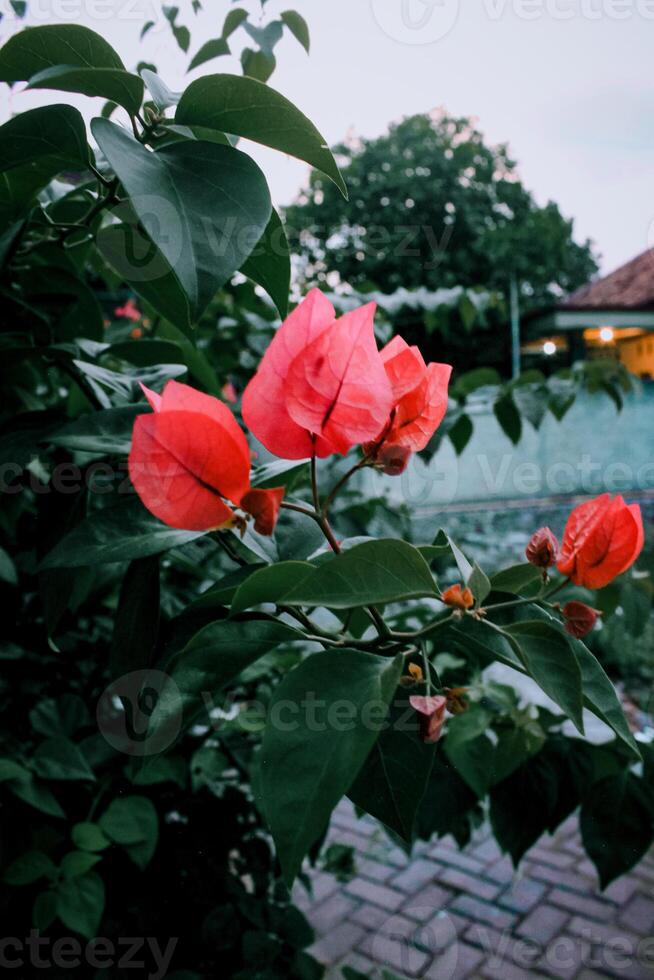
[[619, 334, 654, 378]]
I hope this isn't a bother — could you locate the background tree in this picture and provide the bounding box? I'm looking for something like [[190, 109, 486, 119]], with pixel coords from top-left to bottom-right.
[[285, 111, 599, 373]]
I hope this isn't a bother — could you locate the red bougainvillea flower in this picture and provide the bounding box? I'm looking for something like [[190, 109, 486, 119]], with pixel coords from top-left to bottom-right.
[[114, 298, 141, 322], [409, 695, 448, 744], [557, 493, 644, 589], [221, 381, 238, 404], [526, 526, 559, 568], [364, 336, 451, 473], [563, 601, 600, 639], [129, 380, 284, 534], [242, 289, 394, 459], [441, 583, 474, 610]]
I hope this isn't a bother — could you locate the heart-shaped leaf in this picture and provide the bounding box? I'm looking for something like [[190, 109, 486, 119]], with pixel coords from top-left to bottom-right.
[[92, 119, 272, 326], [175, 74, 346, 196]]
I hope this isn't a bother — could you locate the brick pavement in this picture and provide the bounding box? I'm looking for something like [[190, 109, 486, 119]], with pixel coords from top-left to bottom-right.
[[294, 801, 654, 980]]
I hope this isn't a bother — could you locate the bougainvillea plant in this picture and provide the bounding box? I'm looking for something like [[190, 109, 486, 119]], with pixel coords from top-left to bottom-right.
[[128, 290, 647, 888], [1, 10, 652, 972]]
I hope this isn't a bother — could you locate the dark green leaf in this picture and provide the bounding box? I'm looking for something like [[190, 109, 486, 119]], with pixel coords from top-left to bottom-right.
[[490, 749, 560, 863], [30, 694, 90, 738], [222, 7, 248, 38], [490, 563, 541, 595], [0, 25, 124, 81], [28, 66, 144, 116], [99, 794, 157, 845], [241, 208, 290, 317], [150, 619, 301, 740], [572, 638, 641, 760], [507, 622, 583, 732], [92, 119, 272, 324], [4, 851, 56, 885], [96, 222, 192, 333], [56, 871, 105, 939], [110, 555, 160, 678], [71, 822, 110, 853], [175, 74, 347, 197], [280, 10, 310, 52], [40, 500, 206, 569], [494, 393, 522, 444], [188, 37, 230, 73], [348, 695, 435, 843], [49, 406, 142, 455], [448, 412, 473, 455], [33, 737, 95, 782], [231, 561, 312, 614], [282, 539, 437, 608], [0, 105, 89, 174], [580, 772, 653, 887], [60, 851, 102, 879], [467, 562, 491, 606], [260, 649, 403, 885]]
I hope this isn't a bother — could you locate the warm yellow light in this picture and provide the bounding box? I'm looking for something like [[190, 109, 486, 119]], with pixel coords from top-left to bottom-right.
[[599, 327, 614, 343], [543, 341, 556, 356]]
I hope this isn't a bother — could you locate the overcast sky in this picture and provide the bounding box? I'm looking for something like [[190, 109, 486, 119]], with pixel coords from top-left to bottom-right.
[[3, 0, 654, 275]]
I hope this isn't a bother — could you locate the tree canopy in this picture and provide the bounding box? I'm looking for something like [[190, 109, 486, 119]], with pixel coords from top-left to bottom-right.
[[285, 110, 598, 311]]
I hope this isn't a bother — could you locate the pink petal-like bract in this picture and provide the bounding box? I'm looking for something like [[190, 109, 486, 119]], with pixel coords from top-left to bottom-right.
[[284, 302, 394, 455], [242, 289, 337, 459]]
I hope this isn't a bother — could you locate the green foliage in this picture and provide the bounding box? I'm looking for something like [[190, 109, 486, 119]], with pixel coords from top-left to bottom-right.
[[0, 10, 651, 974]]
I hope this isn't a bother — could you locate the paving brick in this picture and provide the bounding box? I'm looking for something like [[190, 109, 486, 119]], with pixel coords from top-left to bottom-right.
[[497, 876, 547, 915], [434, 866, 499, 902], [485, 855, 516, 885], [528, 843, 577, 869], [391, 857, 439, 893], [539, 934, 588, 979], [357, 857, 396, 883], [350, 902, 389, 932], [358, 928, 431, 977], [525, 860, 595, 891], [604, 875, 642, 905], [309, 921, 367, 966], [619, 893, 654, 935], [310, 891, 359, 934], [565, 916, 653, 977], [465, 921, 542, 967], [345, 878, 405, 912], [470, 836, 502, 863], [401, 883, 453, 922], [424, 940, 483, 979], [328, 951, 377, 979], [431, 847, 486, 876], [548, 887, 615, 922], [517, 904, 569, 944], [449, 894, 517, 930]]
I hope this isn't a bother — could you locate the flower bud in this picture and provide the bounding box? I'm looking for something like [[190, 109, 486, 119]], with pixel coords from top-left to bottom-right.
[[441, 583, 474, 610], [376, 443, 412, 476], [563, 601, 600, 638], [409, 695, 447, 744], [444, 687, 468, 715], [526, 527, 559, 568]]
